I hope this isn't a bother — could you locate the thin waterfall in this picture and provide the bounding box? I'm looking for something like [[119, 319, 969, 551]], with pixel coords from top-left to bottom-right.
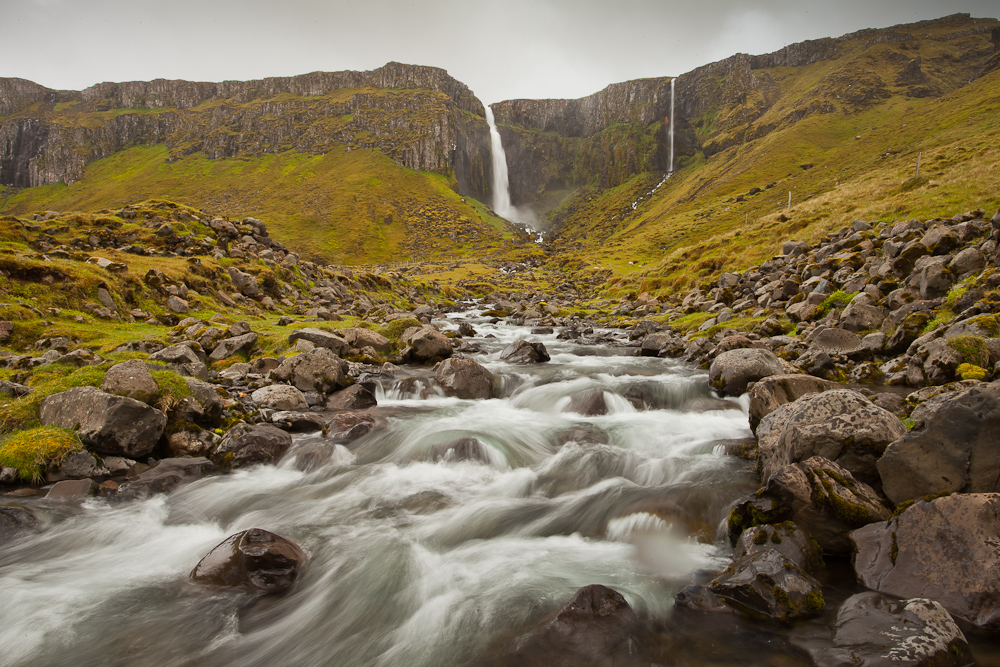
[[485, 106, 513, 218], [668, 77, 675, 174]]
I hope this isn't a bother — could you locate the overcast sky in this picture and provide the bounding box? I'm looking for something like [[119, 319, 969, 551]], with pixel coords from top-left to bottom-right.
[[3, 0, 997, 104]]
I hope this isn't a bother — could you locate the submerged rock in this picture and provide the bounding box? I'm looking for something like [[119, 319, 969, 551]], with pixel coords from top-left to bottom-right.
[[499, 339, 550, 364], [191, 528, 306, 594]]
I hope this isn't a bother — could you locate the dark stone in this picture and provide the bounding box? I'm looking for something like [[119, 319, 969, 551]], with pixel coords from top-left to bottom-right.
[[322, 412, 376, 441], [212, 423, 292, 468], [39, 386, 166, 458], [325, 383, 378, 410], [191, 528, 306, 594], [116, 457, 216, 499], [434, 357, 495, 399], [709, 348, 784, 397], [0, 506, 39, 539], [499, 339, 550, 364]]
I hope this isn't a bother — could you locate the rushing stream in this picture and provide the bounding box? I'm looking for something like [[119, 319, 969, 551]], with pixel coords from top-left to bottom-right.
[[0, 309, 790, 667]]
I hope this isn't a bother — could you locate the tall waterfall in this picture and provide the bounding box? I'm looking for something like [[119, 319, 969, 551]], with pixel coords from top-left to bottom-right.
[[668, 77, 675, 174], [485, 106, 513, 218]]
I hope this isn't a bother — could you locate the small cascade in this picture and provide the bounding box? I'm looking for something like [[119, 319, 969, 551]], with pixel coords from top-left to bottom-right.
[[668, 77, 675, 174]]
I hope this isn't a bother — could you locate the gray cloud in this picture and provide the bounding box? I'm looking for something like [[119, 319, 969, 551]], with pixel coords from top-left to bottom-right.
[[2, 0, 997, 104]]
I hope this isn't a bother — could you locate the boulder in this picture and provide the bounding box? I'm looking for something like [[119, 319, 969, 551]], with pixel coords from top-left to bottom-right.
[[733, 522, 824, 574], [46, 449, 104, 482], [269, 411, 329, 432], [148, 343, 208, 380], [324, 383, 377, 410], [287, 328, 349, 356], [499, 339, 550, 364], [191, 528, 306, 593], [434, 357, 495, 399], [116, 457, 216, 499], [166, 430, 218, 457], [101, 359, 159, 404], [729, 457, 891, 554], [339, 328, 391, 355], [747, 375, 841, 433], [226, 267, 259, 297], [758, 389, 906, 487], [212, 423, 292, 468], [852, 493, 1000, 627], [39, 386, 166, 458], [403, 327, 453, 363], [808, 327, 863, 355], [271, 348, 348, 394], [917, 263, 954, 300], [208, 332, 258, 362], [797, 593, 972, 667], [506, 585, 639, 663], [251, 385, 308, 411], [878, 380, 1000, 504], [322, 412, 376, 441], [45, 478, 94, 500], [700, 548, 825, 621], [184, 378, 224, 422], [948, 247, 986, 276], [709, 348, 784, 396], [839, 302, 886, 333]]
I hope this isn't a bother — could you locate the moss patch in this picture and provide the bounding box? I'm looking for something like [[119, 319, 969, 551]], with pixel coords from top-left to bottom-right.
[[0, 426, 84, 482]]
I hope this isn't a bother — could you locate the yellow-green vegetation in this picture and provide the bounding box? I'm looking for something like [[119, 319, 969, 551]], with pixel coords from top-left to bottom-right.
[[377, 318, 423, 343], [948, 335, 990, 368], [531, 18, 1000, 295], [818, 290, 857, 315], [1, 145, 522, 265], [149, 370, 193, 408], [957, 362, 988, 381], [0, 425, 83, 482]]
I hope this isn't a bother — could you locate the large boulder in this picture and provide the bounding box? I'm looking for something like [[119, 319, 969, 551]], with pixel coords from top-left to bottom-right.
[[287, 328, 349, 356], [709, 348, 784, 397], [251, 385, 308, 411], [852, 493, 1000, 627], [324, 383, 377, 410], [191, 528, 306, 593], [212, 423, 292, 468], [101, 359, 159, 404], [270, 348, 349, 394], [226, 267, 259, 297], [747, 375, 841, 433], [758, 389, 906, 487], [148, 343, 208, 380], [879, 380, 1000, 504], [208, 332, 258, 362], [39, 386, 166, 458], [796, 593, 972, 667], [402, 327, 453, 363], [729, 457, 891, 554], [499, 339, 550, 364], [504, 585, 639, 664], [339, 327, 391, 355], [839, 301, 886, 333], [435, 357, 495, 399]]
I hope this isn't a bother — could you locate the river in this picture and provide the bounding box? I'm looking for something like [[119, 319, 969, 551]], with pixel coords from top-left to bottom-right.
[[0, 307, 794, 667]]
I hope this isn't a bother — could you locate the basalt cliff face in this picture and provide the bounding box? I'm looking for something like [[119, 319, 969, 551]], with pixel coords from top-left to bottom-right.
[[491, 13, 999, 212], [0, 62, 493, 202]]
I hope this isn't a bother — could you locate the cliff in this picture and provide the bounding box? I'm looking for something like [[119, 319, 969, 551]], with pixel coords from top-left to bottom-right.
[[0, 62, 493, 201], [490, 13, 999, 213]]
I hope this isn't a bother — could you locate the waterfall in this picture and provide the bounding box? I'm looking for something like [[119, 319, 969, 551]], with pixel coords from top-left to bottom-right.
[[668, 77, 675, 174], [485, 106, 513, 218]]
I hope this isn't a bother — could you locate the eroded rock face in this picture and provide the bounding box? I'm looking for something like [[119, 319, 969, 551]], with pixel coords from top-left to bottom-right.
[[851, 493, 1000, 627], [759, 389, 906, 487], [191, 528, 306, 594], [797, 592, 972, 667], [709, 348, 784, 397], [212, 423, 292, 468], [729, 456, 890, 554], [434, 357, 495, 399], [878, 380, 1000, 504], [39, 386, 166, 458], [499, 339, 550, 365], [747, 375, 841, 433]]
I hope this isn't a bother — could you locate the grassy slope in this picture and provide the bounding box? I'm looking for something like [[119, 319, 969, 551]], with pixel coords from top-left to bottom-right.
[[0, 144, 520, 265], [545, 21, 1000, 296]]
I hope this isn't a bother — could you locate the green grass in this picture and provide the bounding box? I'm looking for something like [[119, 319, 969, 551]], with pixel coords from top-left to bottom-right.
[[0, 426, 84, 482]]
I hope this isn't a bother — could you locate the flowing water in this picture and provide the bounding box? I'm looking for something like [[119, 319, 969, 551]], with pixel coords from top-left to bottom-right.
[[0, 310, 798, 667]]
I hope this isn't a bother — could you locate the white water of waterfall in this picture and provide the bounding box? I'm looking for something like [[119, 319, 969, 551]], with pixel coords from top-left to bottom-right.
[[485, 107, 544, 243], [668, 78, 675, 174]]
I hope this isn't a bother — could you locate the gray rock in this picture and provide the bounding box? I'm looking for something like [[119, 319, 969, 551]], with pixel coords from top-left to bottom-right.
[[323, 412, 376, 441], [759, 389, 906, 487], [852, 493, 1000, 627], [708, 348, 784, 397], [339, 328, 391, 355], [184, 378, 224, 422], [227, 267, 259, 297], [212, 423, 292, 468], [46, 449, 103, 482], [208, 332, 257, 362], [0, 506, 39, 539], [166, 295, 189, 314], [878, 380, 1000, 504], [324, 383, 377, 410], [287, 328, 349, 356], [45, 478, 94, 500], [403, 327, 454, 363], [917, 263, 954, 299], [435, 357, 495, 399], [251, 385, 308, 410], [0, 380, 34, 398], [101, 358, 159, 404], [948, 247, 986, 276], [148, 343, 208, 380], [797, 593, 972, 667], [808, 327, 863, 354], [733, 522, 824, 574], [39, 386, 166, 458], [117, 457, 216, 499], [271, 348, 348, 393], [729, 456, 891, 554], [840, 302, 886, 333]]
